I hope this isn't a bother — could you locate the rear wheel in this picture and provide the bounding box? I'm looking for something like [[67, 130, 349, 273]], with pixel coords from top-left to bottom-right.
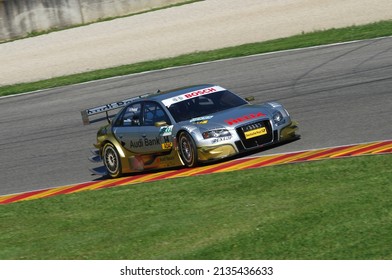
[[102, 143, 122, 178], [178, 131, 198, 167]]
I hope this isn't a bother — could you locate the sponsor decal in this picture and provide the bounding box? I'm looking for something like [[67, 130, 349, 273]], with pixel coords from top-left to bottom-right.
[[130, 137, 161, 148], [190, 116, 213, 123], [144, 137, 160, 146], [159, 125, 174, 136], [86, 97, 139, 116], [130, 136, 172, 150], [183, 87, 217, 99], [162, 86, 225, 107], [161, 142, 173, 150], [130, 139, 143, 148], [244, 127, 267, 139], [212, 136, 232, 144], [225, 112, 266, 126]]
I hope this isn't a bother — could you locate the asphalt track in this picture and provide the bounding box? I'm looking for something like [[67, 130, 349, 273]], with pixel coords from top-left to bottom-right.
[[1, 37, 392, 196]]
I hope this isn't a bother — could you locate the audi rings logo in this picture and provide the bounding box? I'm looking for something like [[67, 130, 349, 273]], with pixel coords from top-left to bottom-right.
[[242, 121, 264, 132]]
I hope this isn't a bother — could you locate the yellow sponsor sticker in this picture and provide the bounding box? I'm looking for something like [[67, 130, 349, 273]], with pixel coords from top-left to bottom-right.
[[244, 127, 267, 139], [161, 142, 173, 150]]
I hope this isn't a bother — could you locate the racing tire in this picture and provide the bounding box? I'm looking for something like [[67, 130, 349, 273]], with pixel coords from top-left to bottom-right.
[[178, 131, 198, 168], [102, 142, 122, 178]]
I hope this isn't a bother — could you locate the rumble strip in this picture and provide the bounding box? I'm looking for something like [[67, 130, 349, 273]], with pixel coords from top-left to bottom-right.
[[1, 140, 391, 205]]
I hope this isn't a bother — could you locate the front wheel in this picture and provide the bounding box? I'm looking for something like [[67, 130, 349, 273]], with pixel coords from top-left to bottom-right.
[[102, 142, 122, 178], [178, 131, 198, 167]]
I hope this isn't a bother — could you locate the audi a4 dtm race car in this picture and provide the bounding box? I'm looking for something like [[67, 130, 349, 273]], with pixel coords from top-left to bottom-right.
[[81, 84, 299, 178]]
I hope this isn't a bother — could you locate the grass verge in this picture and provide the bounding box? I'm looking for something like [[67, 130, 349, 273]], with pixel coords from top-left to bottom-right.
[[1, 155, 391, 259], [1, 20, 392, 97]]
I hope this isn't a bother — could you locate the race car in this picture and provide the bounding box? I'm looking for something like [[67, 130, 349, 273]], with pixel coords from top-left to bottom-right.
[[81, 84, 299, 178]]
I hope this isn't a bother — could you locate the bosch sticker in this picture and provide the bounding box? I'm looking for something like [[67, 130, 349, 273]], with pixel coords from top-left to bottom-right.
[[162, 86, 226, 107]]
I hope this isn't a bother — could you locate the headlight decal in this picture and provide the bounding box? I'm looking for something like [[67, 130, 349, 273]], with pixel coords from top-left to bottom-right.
[[202, 129, 231, 139], [272, 111, 286, 126]]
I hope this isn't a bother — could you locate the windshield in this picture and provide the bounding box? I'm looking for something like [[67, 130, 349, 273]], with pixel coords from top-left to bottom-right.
[[166, 90, 247, 122]]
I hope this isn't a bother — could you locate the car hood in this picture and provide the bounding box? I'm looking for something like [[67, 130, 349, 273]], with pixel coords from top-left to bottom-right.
[[184, 104, 275, 129]]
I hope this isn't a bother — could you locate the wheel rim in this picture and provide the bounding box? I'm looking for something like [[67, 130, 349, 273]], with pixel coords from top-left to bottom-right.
[[104, 145, 119, 174], [180, 134, 193, 165]]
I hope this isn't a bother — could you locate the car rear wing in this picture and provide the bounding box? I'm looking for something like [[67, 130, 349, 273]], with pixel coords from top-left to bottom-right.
[[81, 96, 144, 125]]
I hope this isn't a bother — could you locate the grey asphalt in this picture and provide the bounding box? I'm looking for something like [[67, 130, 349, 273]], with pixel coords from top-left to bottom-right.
[[1, 37, 391, 196], [2, 0, 391, 86]]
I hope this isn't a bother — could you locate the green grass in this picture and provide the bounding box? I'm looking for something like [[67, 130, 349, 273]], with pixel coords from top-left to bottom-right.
[[1, 20, 392, 97], [1, 155, 391, 260]]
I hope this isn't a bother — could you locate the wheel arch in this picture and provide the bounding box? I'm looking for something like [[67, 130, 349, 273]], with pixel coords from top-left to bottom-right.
[[175, 127, 198, 142], [100, 139, 126, 158]]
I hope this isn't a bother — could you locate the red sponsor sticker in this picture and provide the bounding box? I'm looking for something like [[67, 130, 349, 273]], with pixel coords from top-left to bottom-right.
[[225, 112, 266, 126]]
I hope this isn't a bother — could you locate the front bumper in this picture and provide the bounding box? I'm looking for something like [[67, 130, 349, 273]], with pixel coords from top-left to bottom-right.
[[279, 120, 299, 141], [197, 144, 237, 162], [196, 120, 299, 162]]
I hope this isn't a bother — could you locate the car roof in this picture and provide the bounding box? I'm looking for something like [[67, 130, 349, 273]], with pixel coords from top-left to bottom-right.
[[81, 84, 225, 125]]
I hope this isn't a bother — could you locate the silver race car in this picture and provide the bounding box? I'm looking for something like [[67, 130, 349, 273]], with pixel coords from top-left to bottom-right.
[[81, 84, 299, 178]]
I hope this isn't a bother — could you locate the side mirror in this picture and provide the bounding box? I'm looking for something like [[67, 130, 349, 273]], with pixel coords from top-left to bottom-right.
[[245, 96, 255, 102], [155, 121, 168, 127], [105, 111, 111, 124]]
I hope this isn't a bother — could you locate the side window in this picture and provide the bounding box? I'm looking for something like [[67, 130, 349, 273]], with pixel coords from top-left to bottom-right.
[[142, 102, 171, 126], [118, 103, 142, 126]]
